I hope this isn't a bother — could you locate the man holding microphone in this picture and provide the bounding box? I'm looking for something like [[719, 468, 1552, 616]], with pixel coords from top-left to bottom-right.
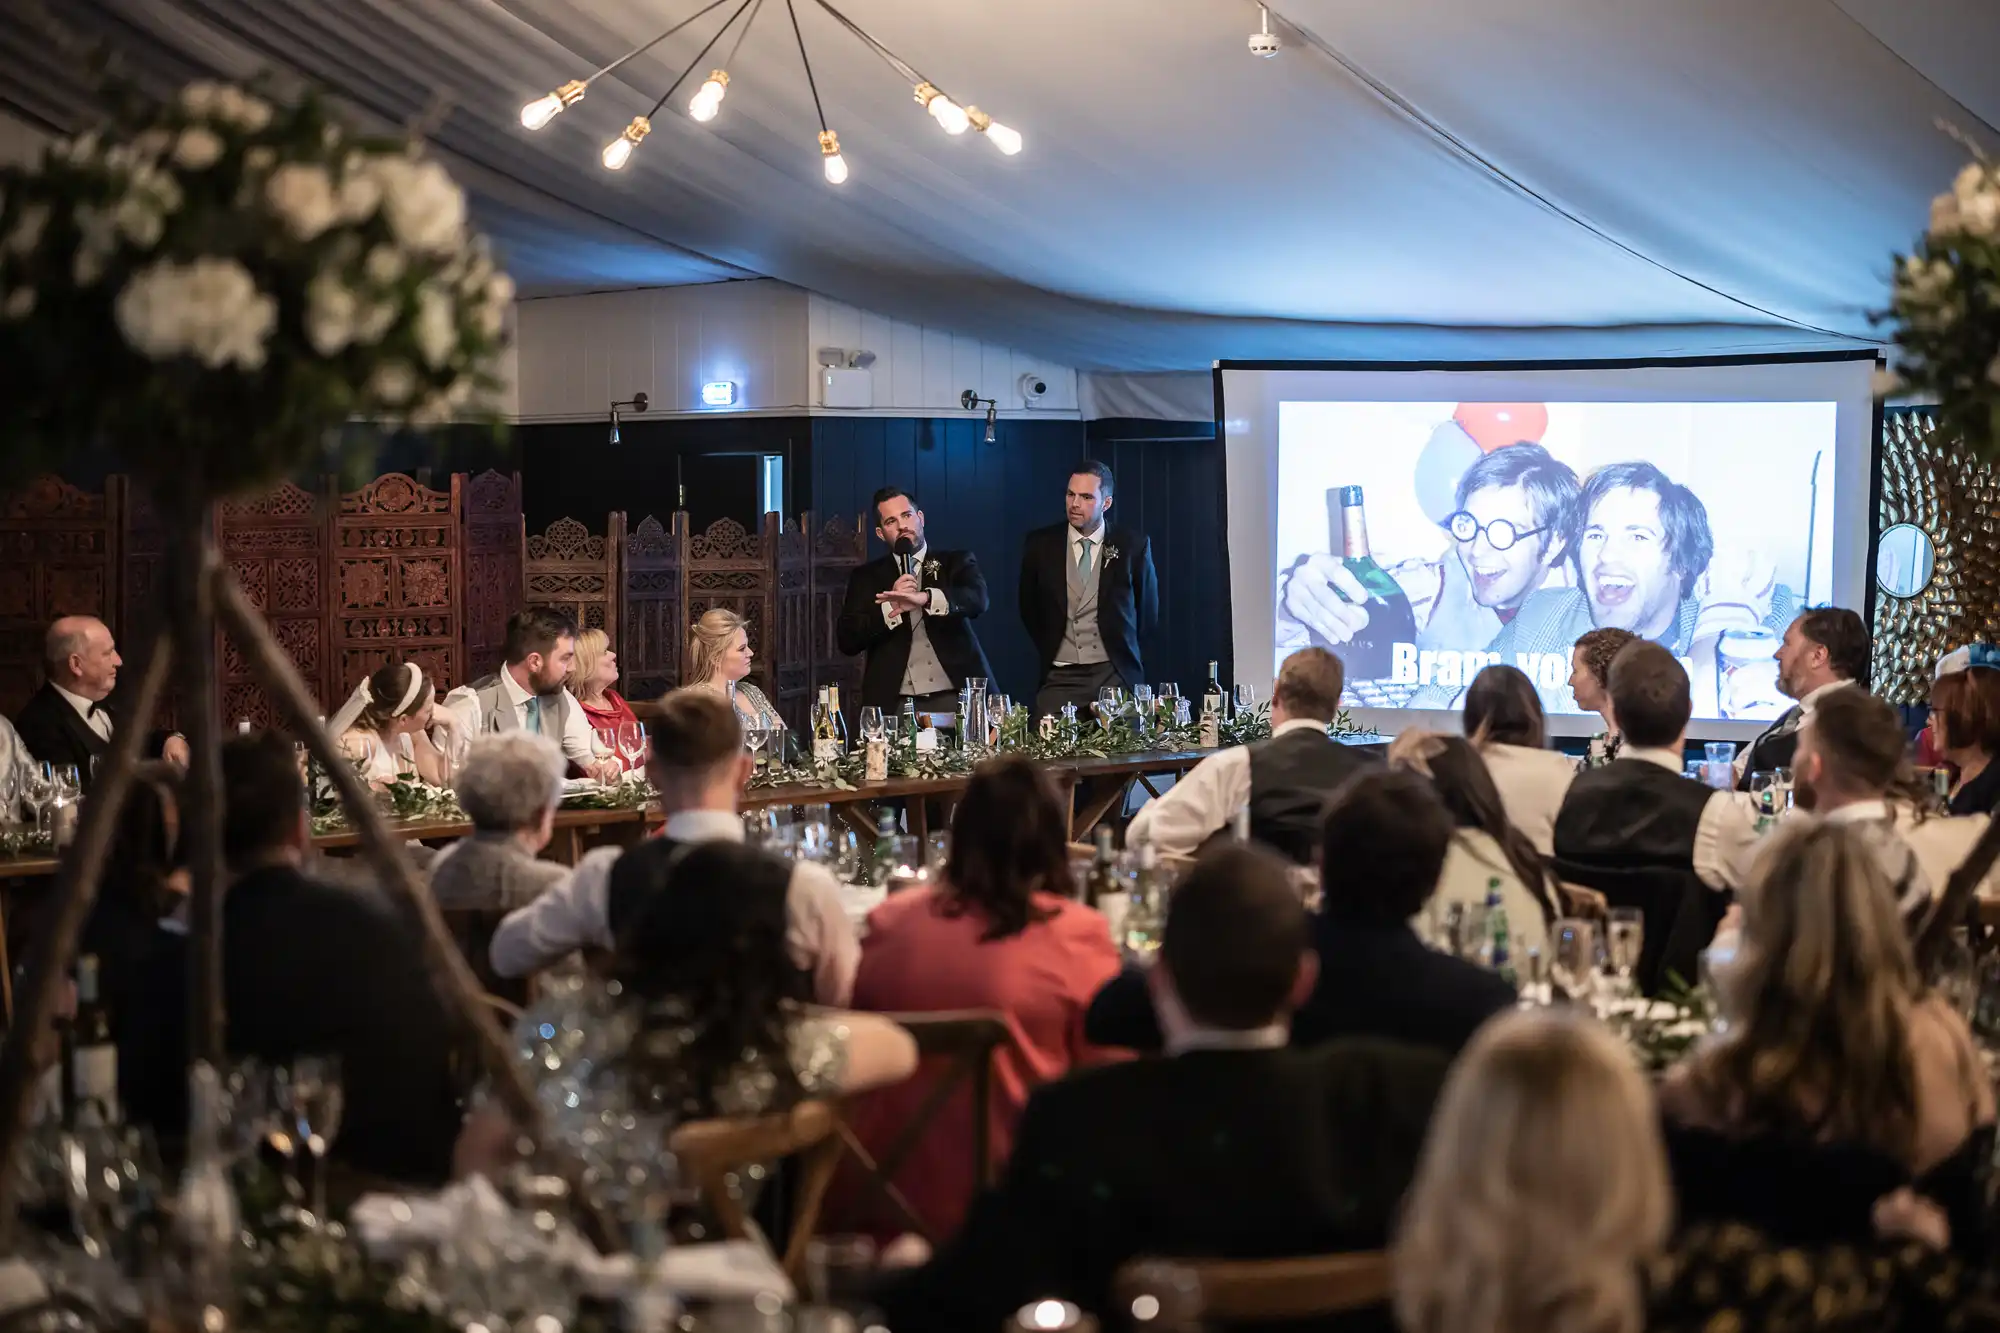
[[835, 486, 994, 713]]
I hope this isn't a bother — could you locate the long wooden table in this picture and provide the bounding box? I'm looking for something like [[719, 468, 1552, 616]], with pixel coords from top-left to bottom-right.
[[0, 749, 1217, 880]]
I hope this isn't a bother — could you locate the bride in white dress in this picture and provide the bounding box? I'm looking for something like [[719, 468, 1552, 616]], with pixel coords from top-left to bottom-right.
[[330, 661, 460, 788]]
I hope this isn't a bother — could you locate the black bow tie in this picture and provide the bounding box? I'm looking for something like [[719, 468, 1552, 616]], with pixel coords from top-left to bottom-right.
[[86, 701, 105, 717]]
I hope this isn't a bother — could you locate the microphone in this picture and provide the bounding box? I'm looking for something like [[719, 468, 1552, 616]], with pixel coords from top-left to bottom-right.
[[892, 535, 917, 579]]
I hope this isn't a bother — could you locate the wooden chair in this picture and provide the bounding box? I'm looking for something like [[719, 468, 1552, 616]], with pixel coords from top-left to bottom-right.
[[669, 1099, 844, 1283], [1114, 1251, 1392, 1324], [834, 1009, 1011, 1240], [440, 905, 527, 1005]]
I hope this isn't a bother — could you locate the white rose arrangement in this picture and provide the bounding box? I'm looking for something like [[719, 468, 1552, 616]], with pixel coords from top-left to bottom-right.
[[1882, 154, 2000, 459], [0, 81, 513, 497]]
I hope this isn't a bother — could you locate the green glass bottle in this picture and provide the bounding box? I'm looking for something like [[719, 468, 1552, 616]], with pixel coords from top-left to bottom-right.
[[1313, 485, 1416, 680]]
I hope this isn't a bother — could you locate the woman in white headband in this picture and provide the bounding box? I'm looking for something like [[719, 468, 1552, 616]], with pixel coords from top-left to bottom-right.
[[332, 661, 458, 788]]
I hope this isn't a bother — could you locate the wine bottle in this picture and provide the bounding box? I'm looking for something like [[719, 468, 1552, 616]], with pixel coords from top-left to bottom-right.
[[1126, 836, 1165, 958], [1087, 827, 1121, 909], [71, 953, 117, 1126], [1200, 661, 1223, 749], [1313, 485, 1417, 681], [901, 696, 920, 759], [1484, 879, 1516, 990], [828, 684, 850, 751], [813, 686, 840, 763]]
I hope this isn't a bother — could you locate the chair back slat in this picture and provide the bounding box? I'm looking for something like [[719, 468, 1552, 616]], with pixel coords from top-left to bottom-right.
[[1116, 1251, 1392, 1323], [668, 1099, 844, 1282]]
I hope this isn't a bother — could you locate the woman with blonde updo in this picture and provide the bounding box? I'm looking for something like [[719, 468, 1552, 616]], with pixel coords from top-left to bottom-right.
[[686, 608, 784, 732], [1395, 1008, 1671, 1333]]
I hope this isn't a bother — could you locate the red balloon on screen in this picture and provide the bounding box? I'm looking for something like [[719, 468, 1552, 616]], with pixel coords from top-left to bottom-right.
[[1454, 402, 1549, 451]]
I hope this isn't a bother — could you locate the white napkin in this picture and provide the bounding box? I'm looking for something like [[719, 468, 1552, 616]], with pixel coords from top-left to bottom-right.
[[657, 1241, 794, 1302]]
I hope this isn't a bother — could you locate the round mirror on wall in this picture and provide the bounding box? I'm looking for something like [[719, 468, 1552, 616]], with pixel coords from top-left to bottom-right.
[[1876, 523, 1936, 599]]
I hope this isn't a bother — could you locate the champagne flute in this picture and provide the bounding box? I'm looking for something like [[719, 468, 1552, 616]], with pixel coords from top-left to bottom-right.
[[859, 706, 886, 742], [615, 720, 646, 780], [283, 1056, 344, 1231], [1606, 907, 1644, 997], [1550, 918, 1597, 1003]]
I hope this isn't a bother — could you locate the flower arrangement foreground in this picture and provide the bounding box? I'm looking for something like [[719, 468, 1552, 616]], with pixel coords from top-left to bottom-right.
[[0, 80, 512, 497], [1884, 154, 2000, 458]]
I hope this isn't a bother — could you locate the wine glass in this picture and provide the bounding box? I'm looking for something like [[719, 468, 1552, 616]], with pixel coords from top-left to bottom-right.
[[1095, 685, 1120, 728], [1606, 907, 1644, 997], [859, 706, 886, 742], [280, 1056, 344, 1231], [1131, 683, 1155, 726], [743, 727, 768, 765], [1232, 683, 1256, 715], [1772, 765, 1795, 810], [1747, 770, 1779, 816], [615, 720, 647, 780], [589, 726, 619, 777], [1550, 918, 1597, 1003]]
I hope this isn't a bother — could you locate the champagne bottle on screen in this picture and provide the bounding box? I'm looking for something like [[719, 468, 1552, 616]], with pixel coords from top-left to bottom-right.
[[1200, 661, 1223, 749], [71, 953, 117, 1126], [813, 687, 840, 763], [1315, 485, 1416, 681]]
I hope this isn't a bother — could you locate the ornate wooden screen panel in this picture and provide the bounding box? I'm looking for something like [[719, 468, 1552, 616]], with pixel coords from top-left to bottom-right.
[[686, 515, 779, 702], [0, 476, 121, 717], [810, 512, 869, 717], [620, 513, 688, 702], [216, 482, 328, 729], [526, 513, 624, 646], [773, 516, 813, 732], [328, 472, 462, 703], [461, 470, 523, 683], [117, 481, 181, 731]]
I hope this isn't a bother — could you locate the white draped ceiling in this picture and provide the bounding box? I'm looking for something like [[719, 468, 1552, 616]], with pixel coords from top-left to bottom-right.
[[3, 0, 1994, 370]]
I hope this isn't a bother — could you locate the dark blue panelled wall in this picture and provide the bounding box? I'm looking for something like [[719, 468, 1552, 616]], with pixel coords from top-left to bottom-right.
[[810, 416, 1230, 702]]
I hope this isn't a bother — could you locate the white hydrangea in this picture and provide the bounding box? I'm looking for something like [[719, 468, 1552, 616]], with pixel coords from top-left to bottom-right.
[[180, 82, 225, 118], [306, 272, 360, 354], [412, 284, 456, 368], [173, 127, 224, 171], [114, 257, 277, 371], [363, 245, 406, 285], [369, 156, 466, 256], [266, 164, 340, 241], [1933, 162, 2000, 241], [336, 168, 382, 224], [355, 300, 399, 344], [1898, 254, 1954, 304], [245, 147, 277, 174], [408, 393, 456, 427], [4, 204, 49, 257], [369, 360, 417, 404], [113, 196, 164, 249]]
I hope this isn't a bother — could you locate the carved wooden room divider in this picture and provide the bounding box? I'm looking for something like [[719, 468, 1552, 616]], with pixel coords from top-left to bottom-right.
[[619, 513, 688, 703], [810, 512, 869, 723], [684, 515, 783, 711], [0, 476, 123, 718], [326, 472, 465, 703], [216, 482, 329, 731], [460, 471, 523, 682], [525, 513, 625, 646], [772, 518, 813, 733]]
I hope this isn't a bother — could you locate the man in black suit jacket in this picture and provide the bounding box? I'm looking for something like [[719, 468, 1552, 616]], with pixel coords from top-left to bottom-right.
[[13, 615, 185, 789], [834, 487, 994, 712], [1018, 462, 1159, 719], [877, 842, 1449, 1332], [119, 733, 465, 1186], [1088, 766, 1517, 1057], [1733, 606, 1869, 789]]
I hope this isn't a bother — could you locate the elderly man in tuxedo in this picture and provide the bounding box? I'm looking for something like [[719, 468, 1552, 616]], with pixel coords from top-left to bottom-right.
[[1018, 461, 1158, 720], [13, 615, 187, 789], [835, 487, 994, 713]]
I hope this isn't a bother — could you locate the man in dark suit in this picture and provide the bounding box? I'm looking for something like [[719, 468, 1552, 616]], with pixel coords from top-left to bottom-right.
[[877, 843, 1449, 1332], [1733, 606, 1869, 789], [13, 615, 186, 788], [1019, 462, 1159, 719], [834, 487, 993, 712], [1088, 766, 1517, 1056], [119, 733, 466, 1186]]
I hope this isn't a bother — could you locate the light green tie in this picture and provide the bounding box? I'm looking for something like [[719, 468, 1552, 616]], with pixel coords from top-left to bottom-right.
[[1077, 537, 1094, 577], [525, 695, 543, 734]]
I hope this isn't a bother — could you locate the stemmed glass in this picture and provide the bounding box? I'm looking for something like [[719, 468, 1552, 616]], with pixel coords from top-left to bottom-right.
[[1605, 907, 1645, 998], [743, 727, 768, 766], [1550, 918, 1597, 1003], [1095, 686, 1120, 729], [1232, 683, 1256, 715], [589, 726, 619, 779], [614, 720, 646, 781], [19, 762, 52, 835], [1131, 685, 1155, 739], [1748, 770, 1780, 816], [859, 706, 885, 743], [276, 1056, 344, 1231]]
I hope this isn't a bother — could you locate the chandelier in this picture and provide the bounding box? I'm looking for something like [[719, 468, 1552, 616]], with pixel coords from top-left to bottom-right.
[[520, 0, 1022, 185]]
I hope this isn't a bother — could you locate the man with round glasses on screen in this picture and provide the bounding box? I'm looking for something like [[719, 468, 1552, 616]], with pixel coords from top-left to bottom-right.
[[1279, 443, 1580, 656]]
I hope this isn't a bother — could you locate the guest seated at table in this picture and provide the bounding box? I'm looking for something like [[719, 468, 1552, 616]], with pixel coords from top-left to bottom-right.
[[1553, 641, 1759, 990], [569, 628, 641, 769], [81, 762, 187, 1038], [1388, 731, 1559, 959], [837, 755, 1124, 1241], [876, 843, 1450, 1333], [488, 689, 857, 1002], [442, 607, 618, 782], [120, 732, 467, 1187], [1395, 1009, 1670, 1333], [14, 615, 188, 787], [1660, 817, 1996, 1255], [1463, 663, 1574, 854], [1126, 645, 1376, 862], [1570, 626, 1638, 767], [685, 608, 784, 734], [427, 732, 569, 912], [328, 661, 460, 788], [1928, 658, 2000, 816], [616, 838, 915, 1118], [0, 714, 33, 820], [1087, 768, 1517, 1056]]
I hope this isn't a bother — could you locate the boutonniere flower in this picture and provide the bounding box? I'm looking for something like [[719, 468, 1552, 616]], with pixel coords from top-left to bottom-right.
[[924, 558, 942, 581], [1104, 544, 1121, 564]]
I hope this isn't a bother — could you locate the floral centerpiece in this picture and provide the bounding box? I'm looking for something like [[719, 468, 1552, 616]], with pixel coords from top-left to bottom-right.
[[1882, 152, 2000, 458], [0, 80, 512, 496]]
